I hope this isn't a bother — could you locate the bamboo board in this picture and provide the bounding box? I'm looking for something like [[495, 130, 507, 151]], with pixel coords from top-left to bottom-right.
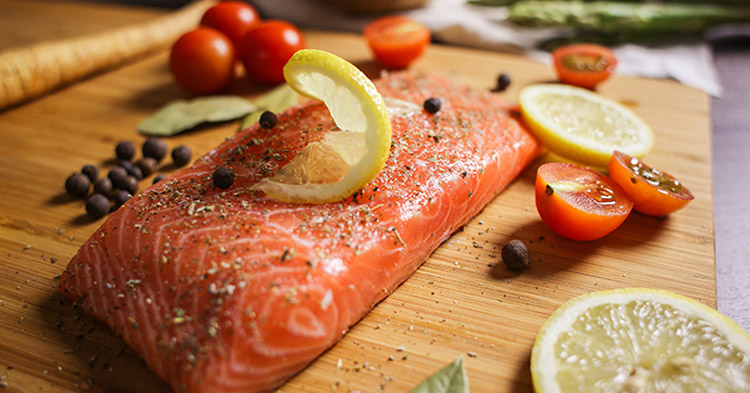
[[0, 13, 714, 393]]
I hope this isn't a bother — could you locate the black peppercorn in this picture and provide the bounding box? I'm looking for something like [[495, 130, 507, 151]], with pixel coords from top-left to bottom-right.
[[142, 137, 168, 162], [213, 167, 235, 189], [112, 190, 131, 210], [423, 97, 441, 114], [120, 176, 138, 195], [153, 175, 166, 185], [137, 158, 158, 177], [85, 194, 110, 219], [115, 141, 136, 161], [501, 239, 529, 270], [93, 178, 113, 195], [259, 111, 278, 129], [81, 164, 99, 182], [171, 145, 192, 167], [65, 172, 91, 198], [492, 73, 511, 93], [108, 167, 127, 187]]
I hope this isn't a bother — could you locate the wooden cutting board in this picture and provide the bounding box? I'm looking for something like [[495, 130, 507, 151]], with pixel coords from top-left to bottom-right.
[[0, 12, 714, 393]]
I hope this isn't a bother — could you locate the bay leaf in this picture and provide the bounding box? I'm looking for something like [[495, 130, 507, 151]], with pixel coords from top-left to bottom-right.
[[409, 357, 469, 393], [238, 84, 299, 131], [139, 96, 256, 136]]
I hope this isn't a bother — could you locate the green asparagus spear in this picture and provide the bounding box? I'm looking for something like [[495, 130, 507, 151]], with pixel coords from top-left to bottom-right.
[[508, 1, 750, 33]]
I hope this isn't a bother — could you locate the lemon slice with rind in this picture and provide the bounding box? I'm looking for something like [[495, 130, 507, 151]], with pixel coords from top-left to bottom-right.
[[531, 288, 750, 393], [519, 84, 653, 168], [257, 49, 391, 204]]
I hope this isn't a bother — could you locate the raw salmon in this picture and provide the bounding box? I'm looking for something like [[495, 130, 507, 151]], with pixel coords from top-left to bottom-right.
[[58, 71, 539, 392]]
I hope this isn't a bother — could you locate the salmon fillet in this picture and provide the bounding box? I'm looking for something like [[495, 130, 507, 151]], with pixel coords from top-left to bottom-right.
[[58, 71, 539, 392]]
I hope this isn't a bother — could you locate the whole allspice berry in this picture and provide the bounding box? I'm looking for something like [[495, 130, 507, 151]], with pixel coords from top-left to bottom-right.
[[137, 157, 159, 177], [65, 172, 91, 198], [501, 239, 530, 271], [93, 178, 113, 195], [171, 145, 192, 167], [142, 137, 168, 162], [112, 190, 132, 210], [213, 167, 235, 190], [120, 176, 138, 195], [81, 164, 99, 182], [85, 194, 110, 219], [115, 141, 136, 161], [108, 166, 128, 187]]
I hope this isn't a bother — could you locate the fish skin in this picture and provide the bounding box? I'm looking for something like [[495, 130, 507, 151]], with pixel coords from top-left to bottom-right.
[[58, 71, 539, 392]]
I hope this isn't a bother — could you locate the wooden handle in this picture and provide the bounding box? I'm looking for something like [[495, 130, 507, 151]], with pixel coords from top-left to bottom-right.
[[0, 0, 216, 111]]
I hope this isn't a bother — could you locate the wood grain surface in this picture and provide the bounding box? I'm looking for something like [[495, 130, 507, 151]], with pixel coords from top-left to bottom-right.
[[0, 2, 715, 392]]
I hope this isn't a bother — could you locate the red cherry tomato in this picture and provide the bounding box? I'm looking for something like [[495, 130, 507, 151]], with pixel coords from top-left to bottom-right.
[[200, 1, 260, 48], [169, 28, 235, 94], [552, 44, 617, 89], [364, 16, 430, 69], [535, 163, 633, 241], [608, 151, 694, 216], [239, 20, 306, 84]]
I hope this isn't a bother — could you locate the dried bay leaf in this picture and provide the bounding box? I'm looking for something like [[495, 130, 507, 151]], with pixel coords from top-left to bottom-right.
[[409, 357, 469, 393], [139, 96, 256, 136], [239, 84, 299, 131]]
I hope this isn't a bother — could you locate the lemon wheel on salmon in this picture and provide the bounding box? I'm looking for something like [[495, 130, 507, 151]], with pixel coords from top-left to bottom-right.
[[531, 288, 750, 393], [519, 84, 653, 168], [257, 49, 392, 204]]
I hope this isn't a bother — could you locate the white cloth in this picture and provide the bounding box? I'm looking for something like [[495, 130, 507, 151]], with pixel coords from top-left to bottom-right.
[[253, 0, 723, 96]]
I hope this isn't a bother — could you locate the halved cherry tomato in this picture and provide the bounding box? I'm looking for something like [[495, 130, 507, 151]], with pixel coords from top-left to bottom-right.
[[608, 151, 694, 216], [239, 20, 306, 84], [536, 163, 633, 241], [200, 1, 260, 48], [169, 28, 235, 94], [364, 16, 430, 69], [552, 44, 617, 89]]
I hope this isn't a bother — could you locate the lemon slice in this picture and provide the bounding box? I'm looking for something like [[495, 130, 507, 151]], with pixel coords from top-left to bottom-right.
[[257, 49, 391, 204], [519, 84, 653, 168], [531, 288, 750, 393]]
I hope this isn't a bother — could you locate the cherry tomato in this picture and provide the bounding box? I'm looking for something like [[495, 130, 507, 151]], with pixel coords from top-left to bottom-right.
[[552, 44, 617, 89], [169, 28, 235, 94], [239, 20, 306, 84], [364, 16, 430, 69], [200, 1, 260, 48], [608, 151, 694, 216], [535, 163, 633, 241]]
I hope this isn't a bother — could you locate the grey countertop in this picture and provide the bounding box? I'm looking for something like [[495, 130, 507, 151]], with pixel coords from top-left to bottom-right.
[[710, 36, 750, 332]]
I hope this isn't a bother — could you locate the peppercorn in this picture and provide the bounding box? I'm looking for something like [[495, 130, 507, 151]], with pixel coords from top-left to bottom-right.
[[115, 141, 136, 161], [108, 167, 127, 187], [491, 73, 511, 93], [142, 137, 168, 162], [137, 158, 158, 177], [81, 164, 99, 182], [153, 175, 166, 185], [93, 178, 113, 195], [213, 167, 235, 189], [423, 97, 441, 114], [501, 239, 529, 270], [120, 176, 138, 195], [85, 194, 110, 219], [112, 190, 131, 210], [171, 145, 192, 167], [65, 172, 90, 198], [119, 159, 142, 179], [259, 111, 278, 129], [118, 160, 135, 173], [129, 165, 143, 181]]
